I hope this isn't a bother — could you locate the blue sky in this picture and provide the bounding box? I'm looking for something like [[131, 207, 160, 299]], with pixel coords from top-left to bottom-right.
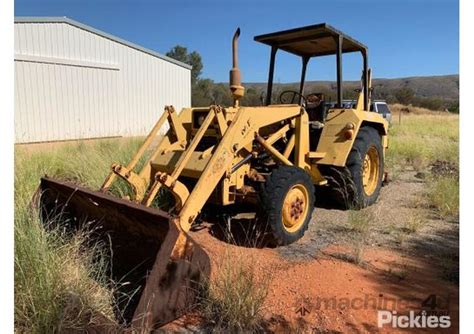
[[15, 0, 459, 82]]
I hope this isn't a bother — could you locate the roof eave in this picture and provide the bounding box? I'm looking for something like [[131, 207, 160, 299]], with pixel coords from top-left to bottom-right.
[[14, 16, 193, 70]]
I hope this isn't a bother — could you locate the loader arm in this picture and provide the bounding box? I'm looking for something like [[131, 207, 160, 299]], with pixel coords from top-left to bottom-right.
[[175, 104, 302, 231]]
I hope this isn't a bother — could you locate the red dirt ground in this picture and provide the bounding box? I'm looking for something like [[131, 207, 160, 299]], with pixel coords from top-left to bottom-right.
[[177, 231, 458, 333], [164, 171, 459, 333]]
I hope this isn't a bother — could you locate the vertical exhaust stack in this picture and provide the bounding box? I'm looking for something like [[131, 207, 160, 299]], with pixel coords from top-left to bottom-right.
[[230, 28, 245, 107]]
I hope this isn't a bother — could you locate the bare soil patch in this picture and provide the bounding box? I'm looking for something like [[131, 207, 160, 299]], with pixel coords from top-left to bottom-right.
[[165, 170, 459, 333]]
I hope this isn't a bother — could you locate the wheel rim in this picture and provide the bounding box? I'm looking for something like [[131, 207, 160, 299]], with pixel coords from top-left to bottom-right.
[[282, 184, 310, 233], [362, 146, 380, 196]]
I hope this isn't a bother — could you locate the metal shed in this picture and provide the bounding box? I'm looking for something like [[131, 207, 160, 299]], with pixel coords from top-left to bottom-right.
[[14, 17, 192, 143]]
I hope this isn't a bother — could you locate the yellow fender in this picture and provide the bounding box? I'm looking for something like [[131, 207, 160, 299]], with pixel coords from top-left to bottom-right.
[[316, 108, 389, 167]]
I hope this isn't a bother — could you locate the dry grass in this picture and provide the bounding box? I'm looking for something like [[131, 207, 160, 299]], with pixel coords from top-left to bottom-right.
[[384, 109, 458, 246], [384, 107, 459, 218], [14, 138, 143, 332], [198, 250, 270, 332], [427, 175, 459, 218], [345, 209, 375, 265], [14, 209, 119, 332], [389, 103, 446, 115], [386, 112, 458, 171], [403, 214, 425, 234]]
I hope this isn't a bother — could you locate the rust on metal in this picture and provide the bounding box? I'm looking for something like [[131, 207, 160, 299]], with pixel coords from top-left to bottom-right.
[[38, 177, 210, 330]]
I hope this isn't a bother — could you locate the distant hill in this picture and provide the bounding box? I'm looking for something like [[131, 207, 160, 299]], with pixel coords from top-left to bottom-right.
[[193, 75, 458, 111], [242, 74, 459, 101], [371, 75, 459, 100]]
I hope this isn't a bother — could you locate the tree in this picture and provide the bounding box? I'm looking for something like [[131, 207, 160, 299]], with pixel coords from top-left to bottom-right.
[[166, 45, 203, 86], [188, 51, 203, 85], [394, 87, 415, 105], [448, 100, 459, 114], [242, 87, 265, 106], [413, 97, 445, 111], [191, 78, 215, 106]]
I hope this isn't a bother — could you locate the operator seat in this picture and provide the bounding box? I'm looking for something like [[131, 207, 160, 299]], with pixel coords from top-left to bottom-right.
[[306, 93, 327, 123], [306, 93, 327, 151]]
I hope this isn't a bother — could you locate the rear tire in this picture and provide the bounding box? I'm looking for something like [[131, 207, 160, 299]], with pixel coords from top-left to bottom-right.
[[259, 166, 315, 246], [320, 127, 383, 209], [348, 127, 384, 207]]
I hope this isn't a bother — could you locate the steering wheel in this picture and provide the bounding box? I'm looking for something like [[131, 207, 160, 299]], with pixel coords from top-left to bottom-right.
[[279, 90, 306, 105]]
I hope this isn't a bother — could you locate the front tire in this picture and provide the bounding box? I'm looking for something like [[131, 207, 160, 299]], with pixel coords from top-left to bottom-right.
[[259, 166, 315, 246]]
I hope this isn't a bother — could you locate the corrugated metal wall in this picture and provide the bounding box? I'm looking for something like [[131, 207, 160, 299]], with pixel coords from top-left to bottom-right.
[[14, 18, 191, 143]]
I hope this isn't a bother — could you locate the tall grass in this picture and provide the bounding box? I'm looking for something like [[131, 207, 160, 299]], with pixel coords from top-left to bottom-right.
[[198, 250, 270, 332], [427, 175, 459, 218], [386, 113, 459, 170], [346, 209, 375, 265], [15, 213, 116, 332], [14, 138, 142, 332], [385, 112, 459, 218]]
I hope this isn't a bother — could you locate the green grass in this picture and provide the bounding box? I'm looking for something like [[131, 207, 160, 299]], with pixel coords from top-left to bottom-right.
[[427, 175, 459, 218], [385, 113, 459, 218], [14, 138, 143, 332], [386, 114, 459, 171]]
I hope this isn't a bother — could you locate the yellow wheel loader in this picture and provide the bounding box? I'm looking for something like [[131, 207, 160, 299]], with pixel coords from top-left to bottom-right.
[[38, 23, 388, 331]]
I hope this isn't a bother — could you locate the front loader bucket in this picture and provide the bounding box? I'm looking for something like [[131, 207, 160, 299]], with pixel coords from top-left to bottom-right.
[[37, 177, 210, 331]]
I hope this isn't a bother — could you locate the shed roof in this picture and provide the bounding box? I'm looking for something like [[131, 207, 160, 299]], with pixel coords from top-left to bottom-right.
[[254, 23, 367, 57], [14, 16, 192, 70]]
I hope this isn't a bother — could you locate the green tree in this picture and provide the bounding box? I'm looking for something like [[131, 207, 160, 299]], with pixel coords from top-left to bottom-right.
[[448, 100, 459, 114], [242, 87, 265, 106], [413, 97, 445, 111], [166, 45, 203, 86], [191, 78, 215, 106], [394, 87, 415, 105]]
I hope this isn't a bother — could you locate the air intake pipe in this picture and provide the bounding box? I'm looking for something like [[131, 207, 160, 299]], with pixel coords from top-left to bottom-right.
[[230, 28, 245, 107]]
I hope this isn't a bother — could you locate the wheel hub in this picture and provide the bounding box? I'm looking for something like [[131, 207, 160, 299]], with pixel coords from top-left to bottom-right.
[[282, 184, 309, 232], [362, 146, 380, 196]]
